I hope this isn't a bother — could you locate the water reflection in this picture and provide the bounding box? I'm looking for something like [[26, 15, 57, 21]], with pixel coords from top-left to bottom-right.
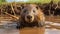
[[0, 21, 60, 34], [0, 28, 60, 34], [0, 29, 19, 34]]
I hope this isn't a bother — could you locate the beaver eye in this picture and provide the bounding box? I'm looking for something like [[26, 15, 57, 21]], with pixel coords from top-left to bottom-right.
[[33, 10, 35, 13], [23, 10, 27, 13], [36, 6, 38, 9]]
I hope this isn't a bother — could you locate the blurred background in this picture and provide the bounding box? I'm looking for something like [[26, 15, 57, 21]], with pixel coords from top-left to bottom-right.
[[0, 0, 60, 3]]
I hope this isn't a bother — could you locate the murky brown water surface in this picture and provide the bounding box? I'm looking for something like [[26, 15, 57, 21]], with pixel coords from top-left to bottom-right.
[[20, 27, 45, 34], [0, 28, 60, 34]]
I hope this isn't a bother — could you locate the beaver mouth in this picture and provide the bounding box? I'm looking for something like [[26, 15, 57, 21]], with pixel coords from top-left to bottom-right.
[[28, 19, 33, 22], [26, 19, 33, 22], [25, 17, 34, 23]]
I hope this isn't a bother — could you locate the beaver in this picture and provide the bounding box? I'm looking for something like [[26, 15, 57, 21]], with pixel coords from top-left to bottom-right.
[[16, 4, 45, 29]]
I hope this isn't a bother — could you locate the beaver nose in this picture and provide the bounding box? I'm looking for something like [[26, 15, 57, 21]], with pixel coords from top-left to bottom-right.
[[27, 15, 32, 19]]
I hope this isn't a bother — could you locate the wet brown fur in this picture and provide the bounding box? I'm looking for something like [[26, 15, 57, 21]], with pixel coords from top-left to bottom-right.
[[17, 4, 45, 29]]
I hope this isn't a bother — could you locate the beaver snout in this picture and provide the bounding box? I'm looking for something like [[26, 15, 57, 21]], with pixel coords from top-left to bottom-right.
[[27, 15, 32, 19]]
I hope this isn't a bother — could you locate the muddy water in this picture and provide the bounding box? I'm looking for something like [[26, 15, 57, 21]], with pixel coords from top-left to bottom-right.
[[20, 28, 45, 34], [20, 27, 45, 34], [0, 20, 60, 34], [0, 28, 60, 34], [0, 29, 19, 34], [0, 27, 45, 34], [20, 28, 60, 34]]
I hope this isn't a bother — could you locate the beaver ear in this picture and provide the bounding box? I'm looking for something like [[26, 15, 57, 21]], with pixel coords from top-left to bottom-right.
[[21, 6, 24, 9], [36, 6, 39, 10], [21, 4, 25, 9], [20, 6, 24, 10]]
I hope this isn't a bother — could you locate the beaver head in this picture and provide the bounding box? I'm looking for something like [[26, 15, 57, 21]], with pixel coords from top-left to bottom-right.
[[20, 4, 45, 23]]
